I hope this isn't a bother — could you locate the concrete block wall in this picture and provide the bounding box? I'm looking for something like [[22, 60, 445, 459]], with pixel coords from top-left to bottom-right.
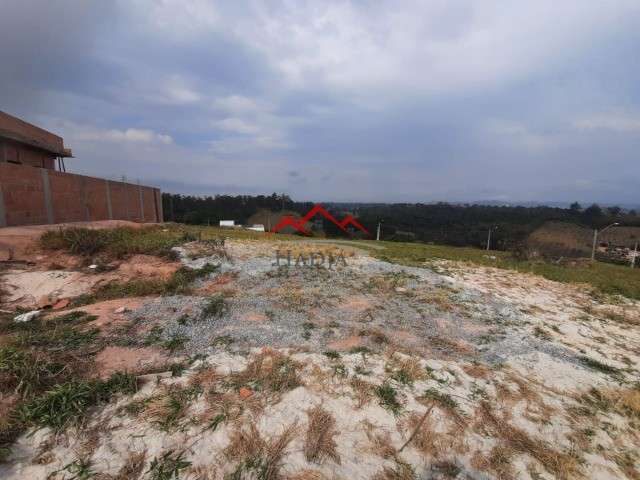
[[0, 162, 162, 227]]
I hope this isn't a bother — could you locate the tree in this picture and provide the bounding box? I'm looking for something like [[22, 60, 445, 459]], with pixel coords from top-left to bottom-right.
[[629, 209, 637, 217], [583, 203, 603, 217], [570, 202, 582, 211], [607, 206, 622, 216]]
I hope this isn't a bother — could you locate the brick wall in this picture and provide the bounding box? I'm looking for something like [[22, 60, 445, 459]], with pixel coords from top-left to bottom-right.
[[0, 162, 163, 227]]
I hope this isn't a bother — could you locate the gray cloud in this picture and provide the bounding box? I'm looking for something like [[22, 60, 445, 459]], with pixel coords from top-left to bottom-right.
[[1, 1, 639, 204]]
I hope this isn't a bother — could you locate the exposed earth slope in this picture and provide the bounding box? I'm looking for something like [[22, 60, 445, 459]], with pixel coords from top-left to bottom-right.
[[1, 224, 639, 480]]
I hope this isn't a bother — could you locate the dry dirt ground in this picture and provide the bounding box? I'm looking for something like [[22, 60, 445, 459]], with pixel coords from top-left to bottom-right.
[[1, 229, 639, 480]]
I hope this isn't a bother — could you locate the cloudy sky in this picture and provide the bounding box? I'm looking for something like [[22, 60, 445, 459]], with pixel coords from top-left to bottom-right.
[[2, 1, 639, 204]]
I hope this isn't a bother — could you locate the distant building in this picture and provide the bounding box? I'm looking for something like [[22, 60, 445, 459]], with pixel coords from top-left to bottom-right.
[[0, 110, 73, 170], [0, 110, 162, 227], [247, 224, 265, 232], [219, 220, 236, 227]]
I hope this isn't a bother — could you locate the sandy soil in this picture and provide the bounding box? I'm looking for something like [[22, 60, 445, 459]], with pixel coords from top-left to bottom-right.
[[1, 237, 639, 479]]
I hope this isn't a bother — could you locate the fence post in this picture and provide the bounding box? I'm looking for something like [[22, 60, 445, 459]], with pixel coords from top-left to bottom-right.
[[41, 169, 54, 224], [138, 183, 145, 222], [105, 179, 113, 220], [0, 184, 6, 227]]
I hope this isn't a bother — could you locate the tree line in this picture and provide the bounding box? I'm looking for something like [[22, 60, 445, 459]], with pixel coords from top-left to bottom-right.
[[162, 193, 639, 250]]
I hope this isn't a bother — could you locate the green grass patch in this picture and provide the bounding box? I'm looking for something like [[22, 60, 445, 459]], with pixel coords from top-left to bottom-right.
[[370, 240, 640, 300], [0, 347, 65, 398], [579, 356, 621, 377], [323, 350, 341, 360], [163, 334, 189, 352], [17, 372, 137, 431], [421, 387, 459, 411], [201, 294, 227, 319], [40, 226, 182, 259], [147, 450, 192, 480], [375, 382, 402, 414], [74, 263, 220, 306]]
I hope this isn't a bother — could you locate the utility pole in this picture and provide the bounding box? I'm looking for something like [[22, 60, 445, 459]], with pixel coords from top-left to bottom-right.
[[591, 222, 619, 261], [376, 221, 382, 241], [486, 226, 497, 251]]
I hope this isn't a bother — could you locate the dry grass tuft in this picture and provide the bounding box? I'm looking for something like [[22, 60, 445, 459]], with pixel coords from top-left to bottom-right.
[[113, 451, 146, 480], [471, 445, 515, 480], [225, 422, 298, 480], [401, 412, 438, 457], [612, 388, 640, 418], [600, 307, 639, 326], [372, 460, 415, 480], [419, 288, 455, 312], [232, 349, 302, 396], [477, 402, 580, 479], [285, 469, 327, 480], [188, 464, 218, 480], [189, 367, 219, 390], [350, 377, 375, 408], [364, 425, 396, 460], [304, 405, 341, 465], [387, 356, 427, 385], [462, 362, 490, 379]]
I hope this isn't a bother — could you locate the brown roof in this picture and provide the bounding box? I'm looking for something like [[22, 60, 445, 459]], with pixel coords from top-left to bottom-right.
[[0, 110, 72, 157]]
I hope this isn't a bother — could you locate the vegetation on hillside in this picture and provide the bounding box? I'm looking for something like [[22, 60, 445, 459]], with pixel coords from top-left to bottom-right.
[[368, 240, 640, 300], [162, 193, 640, 252]]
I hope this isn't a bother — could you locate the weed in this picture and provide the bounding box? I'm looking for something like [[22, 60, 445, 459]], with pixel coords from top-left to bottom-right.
[[163, 334, 189, 352], [208, 413, 226, 432], [533, 326, 551, 341], [41, 226, 182, 260], [354, 365, 372, 376], [77, 279, 167, 305], [302, 322, 316, 340], [372, 460, 416, 480], [225, 422, 297, 480], [17, 372, 137, 431], [421, 388, 459, 412], [350, 346, 372, 356], [232, 350, 301, 395], [375, 382, 402, 414], [323, 350, 341, 360], [391, 369, 413, 386], [478, 402, 580, 479], [147, 450, 192, 480], [75, 264, 220, 306], [145, 385, 202, 431], [59, 457, 95, 480], [304, 405, 340, 464], [388, 358, 427, 386], [114, 452, 146, 480], [350, 377, 375, 408], [359, 328, 388, 345], [201, 294, 227, 319], [0, 347, 65, 398], [579, 356, 621, 377], [332, 364, 348, 378], [212, 335, 234, 348], [144, 326, 164, 346]]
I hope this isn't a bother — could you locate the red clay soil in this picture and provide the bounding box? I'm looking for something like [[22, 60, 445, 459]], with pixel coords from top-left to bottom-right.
[[94, 346, 173, 378], [115, 254, 181, 281], [327, 335, 364, 351], [52, 297, 148, 330], [339, 296, 375, 313]]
